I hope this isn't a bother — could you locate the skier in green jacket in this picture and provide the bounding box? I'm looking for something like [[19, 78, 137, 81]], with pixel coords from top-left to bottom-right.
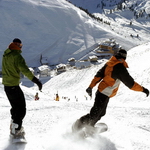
[[2, 38, 42, 138]]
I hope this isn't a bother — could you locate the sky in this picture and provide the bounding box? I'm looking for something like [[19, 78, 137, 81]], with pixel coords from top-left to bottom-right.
[[0, 0, 150, 150]]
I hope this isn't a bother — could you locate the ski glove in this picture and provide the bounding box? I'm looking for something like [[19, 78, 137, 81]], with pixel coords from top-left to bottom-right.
[[86, 87, 92, 97], [32, 76, 42, 91], [142, 87, 149, 97]]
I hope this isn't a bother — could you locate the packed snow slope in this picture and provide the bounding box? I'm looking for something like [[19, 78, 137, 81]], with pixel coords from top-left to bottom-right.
[[0, 42, 150, 150], [0, 0, 150, 68]]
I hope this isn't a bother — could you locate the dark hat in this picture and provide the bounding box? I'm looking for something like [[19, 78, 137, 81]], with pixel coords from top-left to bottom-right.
[[115, 49, 127, 60], [13, 38, 22, 43]]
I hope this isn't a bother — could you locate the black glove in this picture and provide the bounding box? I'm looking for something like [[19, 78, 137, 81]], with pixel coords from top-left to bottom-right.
[[86, 87, 92, 97], [142, 87, 149, 97], [32, 76, 42, 91]]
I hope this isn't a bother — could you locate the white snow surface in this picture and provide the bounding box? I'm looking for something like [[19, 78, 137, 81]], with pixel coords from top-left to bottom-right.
[[0, 0, 150, 149], [0, 42, 150, 150]]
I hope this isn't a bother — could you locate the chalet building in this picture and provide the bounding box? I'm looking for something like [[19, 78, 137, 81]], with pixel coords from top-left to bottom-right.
[[75, 60, 91, 69], [88, 55, 98, 62], [38, 65, 51, 77], [68, 57, 76, 66], [95, 39, 121, 55], [56, 64, 66, 73]]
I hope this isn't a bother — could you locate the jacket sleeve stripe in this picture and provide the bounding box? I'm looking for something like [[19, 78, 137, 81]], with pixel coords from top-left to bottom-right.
[[131, 82, 143, 91]]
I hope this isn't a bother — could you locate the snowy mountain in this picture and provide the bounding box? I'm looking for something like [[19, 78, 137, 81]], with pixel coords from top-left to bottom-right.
[[0, 0, 150, 149], [68, 0, 150, 15], [0, 0, 150, 68]]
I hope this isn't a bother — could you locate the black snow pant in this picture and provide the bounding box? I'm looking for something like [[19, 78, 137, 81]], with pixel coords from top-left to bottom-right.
[[4, 86, 26, 130], [80, 90, 109, 126]]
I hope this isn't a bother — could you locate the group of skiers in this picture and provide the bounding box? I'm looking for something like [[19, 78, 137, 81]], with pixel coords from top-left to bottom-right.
[[2, 38, 149, 138]]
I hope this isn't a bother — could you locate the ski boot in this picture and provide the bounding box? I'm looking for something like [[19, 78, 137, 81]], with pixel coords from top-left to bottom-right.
[[10, 123, 25, 138]]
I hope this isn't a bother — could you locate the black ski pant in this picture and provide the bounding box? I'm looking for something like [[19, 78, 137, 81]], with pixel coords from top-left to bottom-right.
[[4, 86, 26, 130], [80, 90, 109, 126]]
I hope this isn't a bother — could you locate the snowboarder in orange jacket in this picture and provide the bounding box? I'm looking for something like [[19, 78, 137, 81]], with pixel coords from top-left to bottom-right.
[[72, 49, 149, 132]]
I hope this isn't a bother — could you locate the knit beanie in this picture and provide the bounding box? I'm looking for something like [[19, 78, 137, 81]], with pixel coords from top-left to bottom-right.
[[115, 49, 127, 60], [13, 38, 22, 44]]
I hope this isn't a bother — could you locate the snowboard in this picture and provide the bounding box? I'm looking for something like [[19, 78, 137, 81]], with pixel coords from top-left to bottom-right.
[[10, 134, 27, 144], [95, 122, 108, 133], [72, 122, 108, 138], [84, 122, 108, 137]]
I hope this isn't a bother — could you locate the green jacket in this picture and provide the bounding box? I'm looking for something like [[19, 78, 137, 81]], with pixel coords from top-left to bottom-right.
[[2, 49, 34, 86]]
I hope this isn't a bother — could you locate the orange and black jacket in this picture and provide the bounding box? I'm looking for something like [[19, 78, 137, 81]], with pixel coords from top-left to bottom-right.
[[89, 56, 143, 97]]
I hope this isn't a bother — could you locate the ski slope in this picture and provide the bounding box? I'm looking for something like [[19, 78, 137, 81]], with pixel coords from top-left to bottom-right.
[[0, 42, 150, 150]]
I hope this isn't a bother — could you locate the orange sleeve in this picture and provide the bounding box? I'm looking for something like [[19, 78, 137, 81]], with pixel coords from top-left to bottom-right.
[[89, 77, 101, 88], [130, 82, 143, 91]]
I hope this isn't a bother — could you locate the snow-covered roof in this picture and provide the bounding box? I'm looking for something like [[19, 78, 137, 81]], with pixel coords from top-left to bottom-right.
[[68, 58, 75, 62], [38, 65, 50, 71], [56, 64, 66, 69], [89, 55, 98, 59]]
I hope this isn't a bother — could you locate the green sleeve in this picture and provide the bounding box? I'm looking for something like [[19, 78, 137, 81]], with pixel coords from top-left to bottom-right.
[[17, 55, 34, 80]]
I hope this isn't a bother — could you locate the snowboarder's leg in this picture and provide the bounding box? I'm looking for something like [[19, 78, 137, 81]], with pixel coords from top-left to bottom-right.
[[72, 91, 109, 132], [4, 86, 26, 131], [88, 91, 109, 126]]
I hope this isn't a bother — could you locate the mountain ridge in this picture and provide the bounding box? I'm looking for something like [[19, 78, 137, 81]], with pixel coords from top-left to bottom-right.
[[0, 0, 149, 68]]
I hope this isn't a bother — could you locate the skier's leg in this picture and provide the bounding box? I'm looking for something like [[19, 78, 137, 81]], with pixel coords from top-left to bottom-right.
[[89, 91, 109, 126], [79, 90, 109, 126], [4, 86, 26, 130]]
